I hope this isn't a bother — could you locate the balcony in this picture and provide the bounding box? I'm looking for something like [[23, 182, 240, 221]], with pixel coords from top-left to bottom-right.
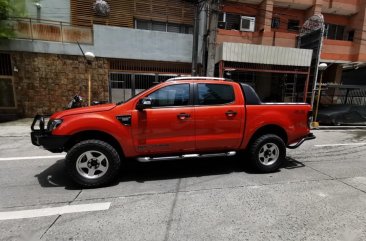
[[9, 18, 93, 44]]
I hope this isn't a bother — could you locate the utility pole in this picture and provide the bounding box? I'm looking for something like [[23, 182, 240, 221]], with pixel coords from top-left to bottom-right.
[[206, 0, 220, 77], [191, 2, 200, 76]]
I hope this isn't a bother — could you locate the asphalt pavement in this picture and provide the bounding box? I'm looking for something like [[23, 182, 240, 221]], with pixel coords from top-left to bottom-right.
[[0, 119, 366, 241]]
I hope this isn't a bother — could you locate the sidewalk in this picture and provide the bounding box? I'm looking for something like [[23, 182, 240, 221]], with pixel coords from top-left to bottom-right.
[[0, 118, 33, 137]]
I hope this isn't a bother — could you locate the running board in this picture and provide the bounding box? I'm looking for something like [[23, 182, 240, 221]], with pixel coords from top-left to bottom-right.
[[137, 151, 236, 163]]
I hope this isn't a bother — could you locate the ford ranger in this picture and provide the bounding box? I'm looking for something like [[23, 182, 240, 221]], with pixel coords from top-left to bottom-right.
[[31, 77, 315, 187]]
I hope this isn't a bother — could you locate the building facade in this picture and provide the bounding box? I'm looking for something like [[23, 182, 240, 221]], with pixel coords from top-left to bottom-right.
[[1, 0, 365, 118], [215, 0, 366, 102], [0, 0, 196, 118]]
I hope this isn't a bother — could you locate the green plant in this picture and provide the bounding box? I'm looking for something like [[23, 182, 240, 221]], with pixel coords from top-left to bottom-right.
[[0, 0, 26, 38]]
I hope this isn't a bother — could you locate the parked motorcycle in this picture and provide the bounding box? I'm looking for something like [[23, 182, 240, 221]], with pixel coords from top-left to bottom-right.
[[67, 95, 83, 109]]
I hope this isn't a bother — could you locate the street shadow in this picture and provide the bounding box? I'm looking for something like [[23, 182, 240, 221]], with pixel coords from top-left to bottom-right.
[[34, 159, 78, 190], [35, 155, 305, 189]]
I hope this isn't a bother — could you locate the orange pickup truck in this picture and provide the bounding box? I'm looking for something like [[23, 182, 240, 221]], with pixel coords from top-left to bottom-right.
[[31, 77, 315, 187]]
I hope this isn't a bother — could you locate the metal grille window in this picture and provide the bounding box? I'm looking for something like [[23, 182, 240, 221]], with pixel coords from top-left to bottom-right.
[[135, 19, 193, 34], [0, 53, 15, 108], [109, 72, 179, 103]]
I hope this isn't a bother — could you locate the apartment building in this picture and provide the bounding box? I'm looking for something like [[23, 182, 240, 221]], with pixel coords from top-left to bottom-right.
[[0, 0, 196, 118], [215, 0, 366, 102], [1, 0, 365, 118]]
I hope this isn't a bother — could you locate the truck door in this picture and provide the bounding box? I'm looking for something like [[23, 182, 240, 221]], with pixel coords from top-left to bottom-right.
[[194, 83, 244, 151], [131, 83, 195, 155]]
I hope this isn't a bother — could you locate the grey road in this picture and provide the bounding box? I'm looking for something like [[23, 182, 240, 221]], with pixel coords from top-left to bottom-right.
[[0, 121, 366, 241]]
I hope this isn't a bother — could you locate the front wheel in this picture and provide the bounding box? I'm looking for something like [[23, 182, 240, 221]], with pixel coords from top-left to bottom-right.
[[249, 134, 286, 173], [66, 140, 121, 188]]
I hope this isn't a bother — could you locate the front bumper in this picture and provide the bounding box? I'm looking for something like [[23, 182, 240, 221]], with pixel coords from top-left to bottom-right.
[[286, 133, 316, 149], [31, 115, 69, 153]]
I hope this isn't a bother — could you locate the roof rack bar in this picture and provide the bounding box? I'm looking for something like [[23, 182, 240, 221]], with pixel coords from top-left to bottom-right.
[[166, 77, 227, 82]]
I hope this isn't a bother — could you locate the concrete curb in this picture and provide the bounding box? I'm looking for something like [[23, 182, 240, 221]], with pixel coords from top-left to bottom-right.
[[313, 126, 366, 130]]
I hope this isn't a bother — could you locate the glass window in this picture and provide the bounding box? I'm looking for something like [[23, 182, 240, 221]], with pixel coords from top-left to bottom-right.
[[147, 84, 190, 107], [271, 17, 280, 29], [325, 23, 346, 40], [151, 21, 166, 32], [287, 19, 300, 31], [348, 30, 355, 41], [135, 19, 150, 30], [226, 13, 241, 30], [135, 19, 193, 34], [198, 84, 235, 105], [167, 23, 180, 33]]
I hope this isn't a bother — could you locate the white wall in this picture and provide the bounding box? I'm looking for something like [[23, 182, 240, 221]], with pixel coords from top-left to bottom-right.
[[0, 25, 193, 63], [26, 0, 70, 23]]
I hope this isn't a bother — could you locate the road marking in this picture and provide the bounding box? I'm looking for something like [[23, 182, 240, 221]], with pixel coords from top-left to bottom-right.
[[315, 143, 366, 147], [0, 202, 111, 221], [0, 155, 66, 161]]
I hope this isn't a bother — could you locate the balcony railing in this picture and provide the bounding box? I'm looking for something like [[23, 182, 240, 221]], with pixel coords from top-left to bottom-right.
[[9, 17, 93, 44]]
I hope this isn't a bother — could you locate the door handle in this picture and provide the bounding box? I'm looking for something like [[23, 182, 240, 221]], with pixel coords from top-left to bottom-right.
[[177, 113, 190, 120], [225, 110, 237, 117]]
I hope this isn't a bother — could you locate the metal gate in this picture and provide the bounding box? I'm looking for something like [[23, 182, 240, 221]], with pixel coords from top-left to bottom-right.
[[109, 72, 179, 103]]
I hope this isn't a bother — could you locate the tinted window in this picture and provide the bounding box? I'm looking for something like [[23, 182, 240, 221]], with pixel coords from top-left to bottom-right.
[[147, 84, 190, 107], [198, 84, 234, 105]]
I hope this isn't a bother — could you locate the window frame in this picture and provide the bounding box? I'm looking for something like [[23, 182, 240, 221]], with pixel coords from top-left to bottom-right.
[[194, 83, 236, 106], [146, 83, 193, 109]]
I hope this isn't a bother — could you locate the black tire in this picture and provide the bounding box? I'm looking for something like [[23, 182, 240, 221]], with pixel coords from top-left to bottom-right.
[[249, 134, 286, 173], [66, 140, 121, 188]]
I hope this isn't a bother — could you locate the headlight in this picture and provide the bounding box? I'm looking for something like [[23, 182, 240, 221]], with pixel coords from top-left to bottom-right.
[[47, 119, 63, 131]]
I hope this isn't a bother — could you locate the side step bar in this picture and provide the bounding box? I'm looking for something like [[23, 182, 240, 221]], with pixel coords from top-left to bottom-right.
[[137, 151, 236, 163]]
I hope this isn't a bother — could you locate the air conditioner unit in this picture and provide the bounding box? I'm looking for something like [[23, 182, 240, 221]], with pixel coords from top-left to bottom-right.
[[240, 16, 255, 32]]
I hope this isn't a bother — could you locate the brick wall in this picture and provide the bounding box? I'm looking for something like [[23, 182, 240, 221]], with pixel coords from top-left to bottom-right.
[[11, 52, 109, 117]]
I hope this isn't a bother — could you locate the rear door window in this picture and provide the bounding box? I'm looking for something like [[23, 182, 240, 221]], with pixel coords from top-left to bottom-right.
[[197, 84, 235, 105]]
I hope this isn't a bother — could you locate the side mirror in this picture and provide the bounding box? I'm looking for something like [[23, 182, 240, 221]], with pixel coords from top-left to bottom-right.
[[136, 97, 153, 111]]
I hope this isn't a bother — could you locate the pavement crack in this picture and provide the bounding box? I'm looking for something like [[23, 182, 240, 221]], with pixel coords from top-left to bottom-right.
[[163, 179, 181, 241], [69, 189, 83, 204], [306, 164, 366, 196], [39, 215, 61, 239]]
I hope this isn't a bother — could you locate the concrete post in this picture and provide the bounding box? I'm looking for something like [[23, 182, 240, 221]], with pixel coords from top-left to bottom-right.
[[206, 0, 220, 77]]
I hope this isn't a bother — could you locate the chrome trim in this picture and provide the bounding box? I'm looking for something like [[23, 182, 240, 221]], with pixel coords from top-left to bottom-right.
[[136, 151, 237, 162], [166, 77, 227, 82]]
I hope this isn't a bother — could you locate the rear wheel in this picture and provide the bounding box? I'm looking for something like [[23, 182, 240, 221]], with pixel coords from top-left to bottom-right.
[[249, 134, 286, 173], [66, 140, 121, 188]]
